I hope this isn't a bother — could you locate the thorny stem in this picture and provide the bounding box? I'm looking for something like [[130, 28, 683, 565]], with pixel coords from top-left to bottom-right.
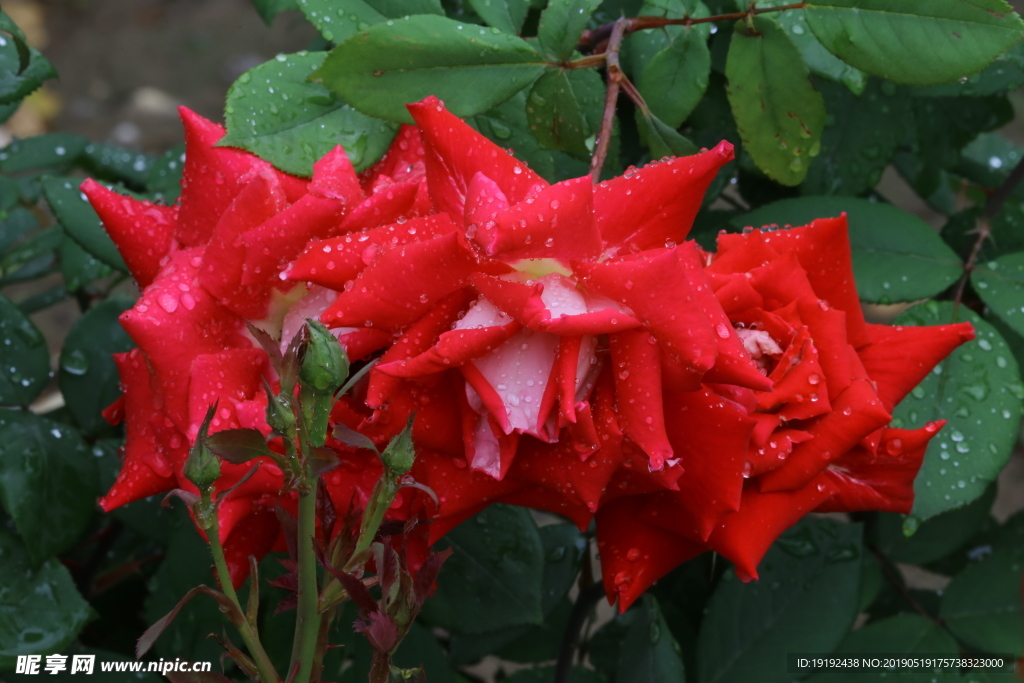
[[955, 155, 1024, 304], [576, 3, 807, 53], [208, 513, 281, 683], [590, 18, 628, 183]]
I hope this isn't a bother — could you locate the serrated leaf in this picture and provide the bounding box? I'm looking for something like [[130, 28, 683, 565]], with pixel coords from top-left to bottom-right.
[[0, 133, 88, 172], [725, 16, 825, 185], [0, 531, 92, 670], [525, 68, 602, 157], [733, 196, 962, 304], [315, 15, 547, 123], [0, 14, 56, 106], [420, 504, 545, 633], [617, 595, 685, 683], [628, 0, 711, 78], [940, 513, 1024, 655], [473, 90, 558, 181], [537, 0, 602, 62], [298, 0, 443, 44], [0, 205, 38, 254], [698, 518, 862, 683], [80, 143, 154, 188], [469, 0, 530, 35], [145, 144, 185, 200], [971, 253, 1024, 340], [915, 40, 1024, 97], [59, 234, 113, 293], [0, 293, 49, 406], [0, 412, 98, 564], [805, 0, 1024, 87], [638, 26, 710, 128], [58, 298, 133, 436], [892, 302, 1023, 520], [205, 428, 273, 464], [222, 51, 397, 176], [802, 78, 910, 196], [752, 1, 866, 93], [40, 177, 128, 272], [635, 109, 698, 158]]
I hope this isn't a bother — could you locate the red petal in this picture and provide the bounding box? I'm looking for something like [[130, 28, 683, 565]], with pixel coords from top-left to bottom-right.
[[81, 179, 177, 288], [707, 475, 837, 581], [339, 180, 424, 233], [597, 496, 706, 612], [594, 141, 734, 255], [187, 349, 267, 440], [321, 232, 482, 330], [576, 247, 717, 389], [359, 124, 426, 187], [817, 422, 941, 514], [609, 330, 673, 470], [175, 107, 267, 246], [120, 249, 248, 433], [220, 500, 281, 588], [308, 146, 363, 206], [477, 177, 602, 261], [199, 168, 289, 319], [859, 322, 975, 412], [758, 380, 892, 493], [407, 96, 546, 219], [284, 214, 458, 290]]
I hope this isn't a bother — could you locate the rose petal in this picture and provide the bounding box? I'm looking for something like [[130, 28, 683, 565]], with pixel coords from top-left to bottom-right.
[[609, 330, 674, 470], [594, 141, 734, 256], [81, 179, 177, 288], [407, 96, 546, 219]]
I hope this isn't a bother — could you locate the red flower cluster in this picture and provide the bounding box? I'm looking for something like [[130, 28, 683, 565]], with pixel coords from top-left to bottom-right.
[[90, 97, 973, 611]]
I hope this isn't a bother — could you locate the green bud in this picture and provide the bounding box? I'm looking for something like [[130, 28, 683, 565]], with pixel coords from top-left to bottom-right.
[[380, 417, 416, 476], [265, 390, 296, 437], [299, 319, 349, 395], [184, 406, 221, 491]]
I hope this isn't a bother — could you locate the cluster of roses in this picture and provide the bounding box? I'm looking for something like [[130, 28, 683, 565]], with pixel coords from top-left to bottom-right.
[[90, 97, 973, 612]]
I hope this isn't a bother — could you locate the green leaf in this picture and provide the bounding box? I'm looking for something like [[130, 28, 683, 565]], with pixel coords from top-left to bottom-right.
[[875, 483, 996, 567], [58, 298, 135, 437], [732, 196, 962, 304], [892, 302, 1024, 520], [697, 518, 862, 683], [537, 0, 602, 62], [59, 234, 113, 293], [525, 68, 603, 158], [474, 90, 558, 181], [0, 133, 88, 172], [502, 666, 604, 683], [802, 78, 910, 196], [253, 0, 299, 25], [638, 26, 710, 128], [298, 0, 443, 44], [0, 14, 56, 106], [80, 143, 153, 188], [751, 1, 865, 93], [618, 595, 685, 683], [0, 530, 92, 670], [145, 144, 185, 201], [804, 0, 1024, 87], [971, 253, 1024, 339], [628, 0, 711, 78], [943, 205, 1024, 265], [315, 15, 547, 123], [420, 503, 545, 633], [958, 132, 1023, 190], [725, 16, 826, 185], [40, 177, 128, 272], [0, 206, 39, 254], [807, 614, 958, 683], [0, 224, 59, 285], [636, 109, 699, 158], [940, 513, 1024, 655], [0, 412, 98, 564], [914, 40, 1024, 97], [222, 51, 397, 176], [469, 0, 530, 35], [0, 293, 49, 406]]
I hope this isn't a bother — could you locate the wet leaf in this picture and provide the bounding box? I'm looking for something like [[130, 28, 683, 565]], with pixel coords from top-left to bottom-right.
[[971, 252, 1024, 339], [222, 51, 397, 176], [0, 293, 49, 406], [892, 302, 1023, 520], [297, 0, 443, 45], [525, 67, 603, 158], [537, 0, 602, 62], [41, 177, 128, 272]]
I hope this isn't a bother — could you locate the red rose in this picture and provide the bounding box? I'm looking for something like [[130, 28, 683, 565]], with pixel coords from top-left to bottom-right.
[[91, 98, 973, 610]]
